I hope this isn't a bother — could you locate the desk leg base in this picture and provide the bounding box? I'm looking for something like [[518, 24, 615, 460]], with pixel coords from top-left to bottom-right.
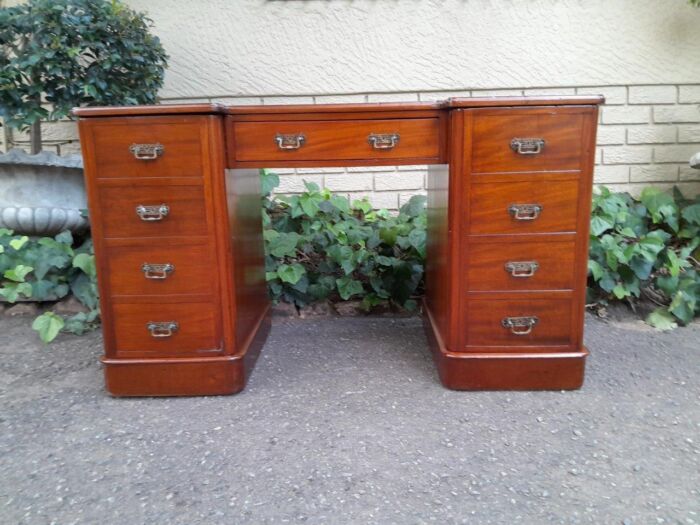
[[422, 301, 587, 391], [102, 306, 271, 397]]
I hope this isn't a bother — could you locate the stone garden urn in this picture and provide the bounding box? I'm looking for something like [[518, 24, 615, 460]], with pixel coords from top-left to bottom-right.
[[691, 152, 700, 170], [0, 148, 88, 236]]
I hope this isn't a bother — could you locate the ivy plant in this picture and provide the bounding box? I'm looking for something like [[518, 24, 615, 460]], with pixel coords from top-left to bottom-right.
[[261, 170, 426, 312], [587, 186, 700, 330], [0, 0, 168, 153], [0, 228, 99, 342]]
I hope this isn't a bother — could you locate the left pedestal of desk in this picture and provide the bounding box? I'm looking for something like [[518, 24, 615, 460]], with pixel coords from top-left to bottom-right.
[[75, 106, 270, 396]]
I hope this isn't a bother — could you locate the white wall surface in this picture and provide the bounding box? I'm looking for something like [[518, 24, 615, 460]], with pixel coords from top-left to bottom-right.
[[126, 0, 700, 99]]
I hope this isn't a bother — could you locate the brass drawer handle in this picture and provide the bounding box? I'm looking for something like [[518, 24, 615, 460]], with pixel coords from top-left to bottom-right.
[[141, 263, 175, 280], [275, 133, 306, 150], [508, 204, 542, 221], [146, 321, 179, 338], [510, 138, 545, 155], [135, 204, 169, 221], [129, 143, 164, 160], [368, 133, 400, 150], [501, 316, 539, 336], [504, 261, 539, 278]]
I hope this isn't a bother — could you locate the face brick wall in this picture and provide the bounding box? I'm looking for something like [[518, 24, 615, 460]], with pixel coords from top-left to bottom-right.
[[6, 83, 700, 209]]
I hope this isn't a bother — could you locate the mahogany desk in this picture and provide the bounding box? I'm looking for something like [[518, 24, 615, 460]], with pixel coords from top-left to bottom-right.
[[74, 95, 603, 396]]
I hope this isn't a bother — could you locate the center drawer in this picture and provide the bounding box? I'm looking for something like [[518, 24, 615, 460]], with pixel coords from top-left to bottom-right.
[[230, 118, 441, 162]]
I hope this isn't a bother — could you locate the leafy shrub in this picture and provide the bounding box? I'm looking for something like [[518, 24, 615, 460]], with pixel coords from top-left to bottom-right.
[[0, 228, 99, 342], [0, 0, 168, 152], [587, 186, 700, 330], [261, 171, 426, 312]]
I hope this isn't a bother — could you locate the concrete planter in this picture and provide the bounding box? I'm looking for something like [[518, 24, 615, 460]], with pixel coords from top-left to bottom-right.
[[690, 152, 700, 170], [0, 149, 88, 236]]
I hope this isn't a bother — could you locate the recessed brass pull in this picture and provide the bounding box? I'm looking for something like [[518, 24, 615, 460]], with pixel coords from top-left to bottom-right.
[[146, 321, 179, 338], [504, 261, 539, 278], [142, 263, 175, 280], [368, 133, 400, 150], [508, 204, 542, 221], [135, 204, 169, 221], [501, 316, 539, 336], [129, 143, 164, 160], [275, 133, 306, 150], [510, 138, 545, 155]]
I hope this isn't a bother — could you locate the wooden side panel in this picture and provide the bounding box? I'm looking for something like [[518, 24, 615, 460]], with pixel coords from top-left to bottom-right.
[[425, 163, 450, 341], [224, 168, 270, 352]]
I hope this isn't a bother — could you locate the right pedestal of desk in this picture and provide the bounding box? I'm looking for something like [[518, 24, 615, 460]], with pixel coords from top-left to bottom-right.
[[424, 101, 599, 390]]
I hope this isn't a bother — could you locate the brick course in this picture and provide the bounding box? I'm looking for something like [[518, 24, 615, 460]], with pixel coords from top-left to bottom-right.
[[3, 83, 700, 207]]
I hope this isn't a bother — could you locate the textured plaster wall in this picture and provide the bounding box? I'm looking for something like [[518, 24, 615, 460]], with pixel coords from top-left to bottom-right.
[[127, 0, 700, 98]]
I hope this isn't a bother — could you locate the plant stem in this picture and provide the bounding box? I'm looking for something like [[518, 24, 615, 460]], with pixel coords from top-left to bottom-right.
[[29, 120, 42, 154]]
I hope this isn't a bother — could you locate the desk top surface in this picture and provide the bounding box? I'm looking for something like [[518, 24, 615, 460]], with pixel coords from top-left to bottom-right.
[[72, 95, 604, 118]]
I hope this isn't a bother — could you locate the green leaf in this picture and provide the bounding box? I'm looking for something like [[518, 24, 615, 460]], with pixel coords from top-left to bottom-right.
[[656, 275, 679, 297], [268, 232, 300, 258], [403, 299, 418, 312], [330, 195, 351, 215], [4, 264, 33, 282], [590, 215, 614, 236], [336, 276, 363, 300], [379, 228, 398, 246], [352, 199, 372, 214], [646, 308, 678, 331], [55, 231, 73, 245], [276, 263, 306, 285], [260, 169, 280, 195], [640, 187, 679, 231], [72, 253, 96, 278], [628, 256, 653, 280], [588, 260, 604, 281], [0, 282, 33, 302], [9, 236, 29, 250], [400, 195, 427, 217], [681, 203, 700, 225], [612, 283, 629, 299], [668, 291, 695, 324], [32, 312, 65, 343], [304, 180, 320, 192], [408, 229, 426, 257], [299, 194, 321, 217]]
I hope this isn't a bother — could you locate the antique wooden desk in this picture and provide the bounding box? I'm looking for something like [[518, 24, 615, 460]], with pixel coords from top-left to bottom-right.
[[74, 95, 603, 396]]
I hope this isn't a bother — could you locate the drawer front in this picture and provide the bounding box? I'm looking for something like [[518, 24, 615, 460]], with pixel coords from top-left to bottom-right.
[[465, 298, 573, 347], [90, 118, 205, 178], [232, 118, 440, 162], [106, 243, 216, 297], [97, 183, 209, 239], [112, 302, 221, 357], [467, 240, 576, 291], [471, 110, 585, 174], [469, 179, 579, 234]]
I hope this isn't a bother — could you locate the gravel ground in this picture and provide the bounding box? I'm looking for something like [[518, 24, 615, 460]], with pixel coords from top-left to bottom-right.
[[0, 312, 699, 525]]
